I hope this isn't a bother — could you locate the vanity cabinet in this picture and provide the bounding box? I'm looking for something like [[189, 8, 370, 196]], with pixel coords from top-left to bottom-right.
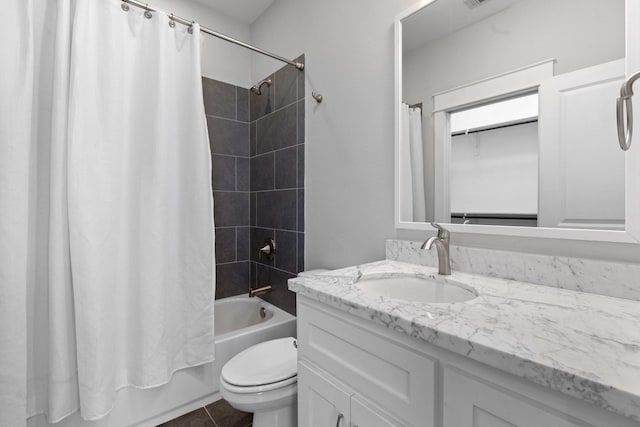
[[296, 297, 640, 427]]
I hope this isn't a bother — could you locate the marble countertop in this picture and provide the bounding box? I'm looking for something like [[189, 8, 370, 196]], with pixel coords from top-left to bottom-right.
[[288, 260, 640, 422]]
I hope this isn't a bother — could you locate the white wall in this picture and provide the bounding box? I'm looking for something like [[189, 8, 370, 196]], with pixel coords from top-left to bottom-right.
[[147, 0, 251, 87], [250, 0, 640, 267]]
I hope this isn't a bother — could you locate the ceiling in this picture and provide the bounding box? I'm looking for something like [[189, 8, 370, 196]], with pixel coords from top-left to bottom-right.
[[403, 0, 519, 53], [192, 0, 276, 25]]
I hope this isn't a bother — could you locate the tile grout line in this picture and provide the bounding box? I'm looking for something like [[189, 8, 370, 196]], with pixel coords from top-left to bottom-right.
[[271, 73, 276, 114], [214, 188, 302, 194], [254, 122, 258, 157], [234, 226, 238, 263], [250, 96, 300, 126], [272, 73, 277, 118], [203, 405, 219, 427], [297, 71, 304, 270], [295, 97, 299, 241], [254, 191, 258, 228], [252, 143, 304, 160], [251, 260, 298, 276], [250, 225, 304, 234], [212, 153, 251, 160], [233, 157, 237, 193], [217, 260, 251, 267], [206, 113, 248, 124], [252, 187, 304, 193]]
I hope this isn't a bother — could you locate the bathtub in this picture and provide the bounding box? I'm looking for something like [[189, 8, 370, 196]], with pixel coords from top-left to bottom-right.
[[27, 295, 296, 427]]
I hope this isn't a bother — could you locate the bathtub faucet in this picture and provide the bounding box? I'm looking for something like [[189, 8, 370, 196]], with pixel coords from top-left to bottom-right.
[[249, 285, 272, 298]]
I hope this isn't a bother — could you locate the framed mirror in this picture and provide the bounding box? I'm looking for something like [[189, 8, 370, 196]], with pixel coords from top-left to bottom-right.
[[395, 0, 640, 243]]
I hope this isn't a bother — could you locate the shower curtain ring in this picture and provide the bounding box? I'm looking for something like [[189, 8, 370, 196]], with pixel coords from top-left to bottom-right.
[[121, 1, 130, 12], [144, 3, 152, 19], [188, 21, 195, 34], [168, 13, 176, 28]]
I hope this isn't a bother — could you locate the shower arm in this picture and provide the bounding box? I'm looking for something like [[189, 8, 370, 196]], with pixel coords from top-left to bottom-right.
[[617, 70, 640, 151], [251, 79, 272, 96]]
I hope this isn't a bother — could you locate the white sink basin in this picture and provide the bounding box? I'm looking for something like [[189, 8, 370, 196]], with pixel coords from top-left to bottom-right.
[[354, 274, 477, 304]]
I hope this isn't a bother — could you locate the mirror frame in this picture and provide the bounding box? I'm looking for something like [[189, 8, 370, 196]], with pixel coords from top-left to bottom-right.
[[394, 0, 640, 244]]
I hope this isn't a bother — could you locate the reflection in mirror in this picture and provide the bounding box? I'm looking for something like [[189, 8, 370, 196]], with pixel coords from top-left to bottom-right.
[[450, 93, 539, 227], [399, 0, 626, 230]]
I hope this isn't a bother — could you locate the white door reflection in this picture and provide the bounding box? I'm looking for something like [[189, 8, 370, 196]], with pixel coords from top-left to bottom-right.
[[450, 94, 539, 227]]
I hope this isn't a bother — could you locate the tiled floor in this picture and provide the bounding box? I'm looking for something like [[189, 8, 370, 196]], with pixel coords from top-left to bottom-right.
[[158, 399, 252, 427]]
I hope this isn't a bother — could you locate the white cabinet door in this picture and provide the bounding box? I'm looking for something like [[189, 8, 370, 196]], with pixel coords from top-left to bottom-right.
[[298, 362, 352, 427], [298, 301, 436, 427], [538, 59, 625, 230], [443, 368, 593, 427], [351, 395, 406, 427]]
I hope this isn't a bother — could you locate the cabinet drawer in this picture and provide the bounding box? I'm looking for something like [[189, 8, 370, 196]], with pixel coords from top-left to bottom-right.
[[298, 301, 436, 427]]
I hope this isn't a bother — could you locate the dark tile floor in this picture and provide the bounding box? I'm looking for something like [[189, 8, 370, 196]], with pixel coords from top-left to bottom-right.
[[158, 399, 252, 427]]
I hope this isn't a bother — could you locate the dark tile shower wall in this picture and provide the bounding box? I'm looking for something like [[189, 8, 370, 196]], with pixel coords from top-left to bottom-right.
[[203, 56, 305, 315], [204, 77, 251, 299], [250, 56, 305, 315]]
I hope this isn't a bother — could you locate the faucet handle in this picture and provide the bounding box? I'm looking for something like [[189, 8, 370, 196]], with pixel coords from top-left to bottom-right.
[[430, 222, 450, 239]]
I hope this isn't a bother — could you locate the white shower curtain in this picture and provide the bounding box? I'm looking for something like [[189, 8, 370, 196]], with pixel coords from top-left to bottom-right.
[[0, 1, 36, 425], [399, 104, 426, 222], [1, 0, 215, 424]]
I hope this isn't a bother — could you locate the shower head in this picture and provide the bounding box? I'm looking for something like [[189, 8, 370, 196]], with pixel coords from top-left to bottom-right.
[[251, 78, 272, 95]]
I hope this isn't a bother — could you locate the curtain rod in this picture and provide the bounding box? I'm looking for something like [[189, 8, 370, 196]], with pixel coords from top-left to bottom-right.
[[121, 0, 305, 71]]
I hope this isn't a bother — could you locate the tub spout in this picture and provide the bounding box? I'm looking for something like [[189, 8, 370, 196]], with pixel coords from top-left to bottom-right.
[[249, 285, 272, 297]]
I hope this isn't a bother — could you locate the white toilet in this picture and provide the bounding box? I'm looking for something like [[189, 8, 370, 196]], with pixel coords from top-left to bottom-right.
[[219, 337, 298, 427]]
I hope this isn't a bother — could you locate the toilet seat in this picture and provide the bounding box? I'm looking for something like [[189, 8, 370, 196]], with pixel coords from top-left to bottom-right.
[[220, 374, 297, 394], [221, 337, 298, 394]]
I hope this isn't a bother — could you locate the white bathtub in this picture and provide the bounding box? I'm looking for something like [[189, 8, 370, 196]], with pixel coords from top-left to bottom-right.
[[27, 295, 296, 427]]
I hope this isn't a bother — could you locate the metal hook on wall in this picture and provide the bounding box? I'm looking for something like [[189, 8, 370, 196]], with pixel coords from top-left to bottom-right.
[[312, 91, 323, 103]]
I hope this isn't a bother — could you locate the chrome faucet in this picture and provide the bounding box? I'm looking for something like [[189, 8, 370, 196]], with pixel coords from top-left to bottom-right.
[[421, 223, 451, 275]]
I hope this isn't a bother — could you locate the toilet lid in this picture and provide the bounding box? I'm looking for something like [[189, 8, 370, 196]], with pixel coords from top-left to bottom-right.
[[221, 337, 297, 387]]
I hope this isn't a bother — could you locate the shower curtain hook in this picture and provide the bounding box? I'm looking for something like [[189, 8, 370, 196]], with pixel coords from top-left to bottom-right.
[[188, 21, 195, 34], [121, 1, 130, 12], [168, 13, 176, 28]]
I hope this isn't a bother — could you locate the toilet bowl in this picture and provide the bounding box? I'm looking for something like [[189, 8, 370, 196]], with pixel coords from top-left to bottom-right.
[[219, 337, 298, 427]]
